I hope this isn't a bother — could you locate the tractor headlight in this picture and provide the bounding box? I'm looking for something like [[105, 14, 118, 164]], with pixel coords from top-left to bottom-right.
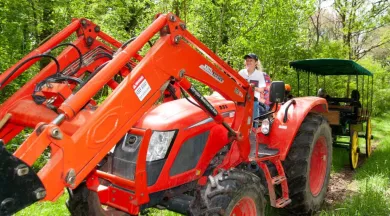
[[261, 118, 270, 135], [146, 130, 176, 161]]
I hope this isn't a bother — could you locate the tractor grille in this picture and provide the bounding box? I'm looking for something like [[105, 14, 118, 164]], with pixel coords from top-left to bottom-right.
[[112, 133, 141, 181], [111, 133, 166, 186]]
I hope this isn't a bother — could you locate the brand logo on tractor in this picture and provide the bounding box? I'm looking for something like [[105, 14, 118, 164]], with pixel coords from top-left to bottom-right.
[[234, 87, 243, 97], [278, 125, 287, 129], [189, 86, 218, 116], [199, 64, 224, 83]]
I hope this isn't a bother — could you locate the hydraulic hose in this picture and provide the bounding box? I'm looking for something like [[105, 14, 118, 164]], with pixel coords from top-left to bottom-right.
[[0, 54, 61, 87], [48, 43, 83, 76]]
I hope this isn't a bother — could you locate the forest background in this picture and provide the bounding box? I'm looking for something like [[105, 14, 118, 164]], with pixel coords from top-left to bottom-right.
[[1, 0, 390, 115]]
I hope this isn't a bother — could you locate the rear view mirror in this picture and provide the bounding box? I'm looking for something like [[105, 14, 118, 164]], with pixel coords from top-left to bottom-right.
[[269, 81, 285, 103]]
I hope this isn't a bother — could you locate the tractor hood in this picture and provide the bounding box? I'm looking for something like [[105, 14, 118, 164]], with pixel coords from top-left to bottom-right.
[[134, 95, 235, 130]]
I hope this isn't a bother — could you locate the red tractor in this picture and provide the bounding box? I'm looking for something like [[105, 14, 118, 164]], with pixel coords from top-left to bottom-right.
[[0, 13, 332, 215]]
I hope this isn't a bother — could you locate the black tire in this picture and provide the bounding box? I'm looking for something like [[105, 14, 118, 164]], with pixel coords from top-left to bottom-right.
[[66, 183, 128, 216], [282, 113, 332, 215], [190, 169, 266, 216]]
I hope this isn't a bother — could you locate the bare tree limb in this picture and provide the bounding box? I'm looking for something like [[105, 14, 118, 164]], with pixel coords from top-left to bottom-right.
[[357, 39, 390, 60], [352, 24, 389, 35]]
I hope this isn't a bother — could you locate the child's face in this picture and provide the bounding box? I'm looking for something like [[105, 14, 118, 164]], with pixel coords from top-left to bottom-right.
[[245, 58, 256, 71]]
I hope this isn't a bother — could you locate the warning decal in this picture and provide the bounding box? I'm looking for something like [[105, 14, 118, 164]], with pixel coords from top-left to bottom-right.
[[133, 75, 151, 101]]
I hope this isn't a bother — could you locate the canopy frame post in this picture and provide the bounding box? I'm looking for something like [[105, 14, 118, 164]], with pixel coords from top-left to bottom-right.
[[324, 75, 326, 89], [307, 72, 310, 95], [362, 75, 365, 110], [356, 75, 358, 91], [367, 76, 370, 113], [371, 76, 374, 114], [297, 70, 300, 97]]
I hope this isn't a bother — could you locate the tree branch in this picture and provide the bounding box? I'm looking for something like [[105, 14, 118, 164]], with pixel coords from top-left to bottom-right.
[[357, 39, 390, 60], [242, 4, 266, 35], [352, 24, 388, 36]]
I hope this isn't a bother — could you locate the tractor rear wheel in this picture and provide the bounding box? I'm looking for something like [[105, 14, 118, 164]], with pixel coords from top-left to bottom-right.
[[282, 113, 332, 215], [191, 169, 266, 216], [66, 183, 128, 216]]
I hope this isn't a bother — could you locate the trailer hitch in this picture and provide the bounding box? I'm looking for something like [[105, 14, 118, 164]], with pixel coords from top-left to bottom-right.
[[0, 142, 45, 216]]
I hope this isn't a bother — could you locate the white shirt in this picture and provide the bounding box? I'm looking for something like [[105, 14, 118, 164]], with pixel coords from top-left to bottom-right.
[[238, 69, 266, 99]]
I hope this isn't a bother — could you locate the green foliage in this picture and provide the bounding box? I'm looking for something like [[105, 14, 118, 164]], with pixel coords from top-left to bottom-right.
[[1, 0, 389, 100], [358, 58, 390, 116]]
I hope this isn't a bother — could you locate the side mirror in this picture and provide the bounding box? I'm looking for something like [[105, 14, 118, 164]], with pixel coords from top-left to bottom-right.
[[269, 81, 285, 103]]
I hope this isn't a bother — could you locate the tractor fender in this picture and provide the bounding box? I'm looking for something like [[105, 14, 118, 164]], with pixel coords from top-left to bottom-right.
[[258, 97, 328, 160]]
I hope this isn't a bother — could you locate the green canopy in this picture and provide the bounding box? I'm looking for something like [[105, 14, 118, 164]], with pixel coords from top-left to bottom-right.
[[289, 59, 373, 76]]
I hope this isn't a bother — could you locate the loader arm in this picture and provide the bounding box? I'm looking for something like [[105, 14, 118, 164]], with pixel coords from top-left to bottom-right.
[[0, 13, 254, 215]]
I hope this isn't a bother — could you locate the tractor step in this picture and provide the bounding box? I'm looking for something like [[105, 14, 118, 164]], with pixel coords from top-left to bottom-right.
[[272, 175, 286, 185], [258, 144, 279, 158], [258, 159, 291, 209], [275, 197, 292, 208]]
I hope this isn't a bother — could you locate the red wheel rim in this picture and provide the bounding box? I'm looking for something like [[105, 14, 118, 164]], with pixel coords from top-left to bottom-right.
[[309, 136, 328, 196], [230, 197, 257, 216]]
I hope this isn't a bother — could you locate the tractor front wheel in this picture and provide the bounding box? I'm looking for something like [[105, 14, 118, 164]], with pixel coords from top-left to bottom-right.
[[66, 183, 128, 216], [191, 169, 265, 216], [282, 113, 332, 215]]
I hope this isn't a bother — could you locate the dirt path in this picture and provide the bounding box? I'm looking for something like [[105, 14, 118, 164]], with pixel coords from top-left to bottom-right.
[[324, 140, 379, 207], [324, 168, 357, 206]]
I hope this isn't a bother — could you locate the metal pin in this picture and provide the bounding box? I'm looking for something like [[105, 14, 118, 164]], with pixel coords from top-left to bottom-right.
[[174, 35, 181, 44], [34, 188, 46, 200], [51, 128, 63, 140], [15, 164, 29, 176], [51, 113, 66, 125], [80, 19, 87, 26], [65, 169, 76, 185], [169, 15, 176, 22], [179, 69, 185, 78], [179, 23, 186, 30]]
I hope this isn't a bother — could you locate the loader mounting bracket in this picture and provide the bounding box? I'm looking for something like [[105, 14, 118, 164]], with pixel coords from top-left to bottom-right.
[[0, 143, 45, 216]]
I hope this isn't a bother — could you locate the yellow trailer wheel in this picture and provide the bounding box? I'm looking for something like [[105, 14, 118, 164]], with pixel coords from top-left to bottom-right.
[[349, 131, 359, 170], [366, 118, 372, 157]]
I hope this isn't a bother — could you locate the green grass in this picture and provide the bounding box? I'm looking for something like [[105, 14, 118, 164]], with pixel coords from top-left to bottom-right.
[[332, 147, 350, 172], [16, 191, 70, 216], [16, 114, 390, 215], [16, 192, 180, 216], [320, 113, 390, 215]]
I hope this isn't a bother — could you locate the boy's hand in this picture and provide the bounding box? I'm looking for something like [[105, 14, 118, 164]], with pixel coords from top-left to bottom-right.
[[259, 98, 266, 104], [255, 87, 265, 93]]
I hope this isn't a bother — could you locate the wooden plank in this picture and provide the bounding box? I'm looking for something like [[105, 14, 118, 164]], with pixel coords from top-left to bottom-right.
[[328, 105, 354, 111], [322, 110, 340, 125]]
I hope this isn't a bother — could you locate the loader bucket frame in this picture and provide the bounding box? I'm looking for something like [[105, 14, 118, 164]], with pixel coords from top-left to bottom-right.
[[0, 13, 255, 215]]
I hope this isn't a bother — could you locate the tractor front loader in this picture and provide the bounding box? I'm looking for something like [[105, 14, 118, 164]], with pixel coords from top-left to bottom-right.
[[0, 13, 332, 216]]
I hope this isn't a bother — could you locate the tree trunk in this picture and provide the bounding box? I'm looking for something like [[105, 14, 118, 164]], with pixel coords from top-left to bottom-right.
[[38, 1, 54, 70]]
